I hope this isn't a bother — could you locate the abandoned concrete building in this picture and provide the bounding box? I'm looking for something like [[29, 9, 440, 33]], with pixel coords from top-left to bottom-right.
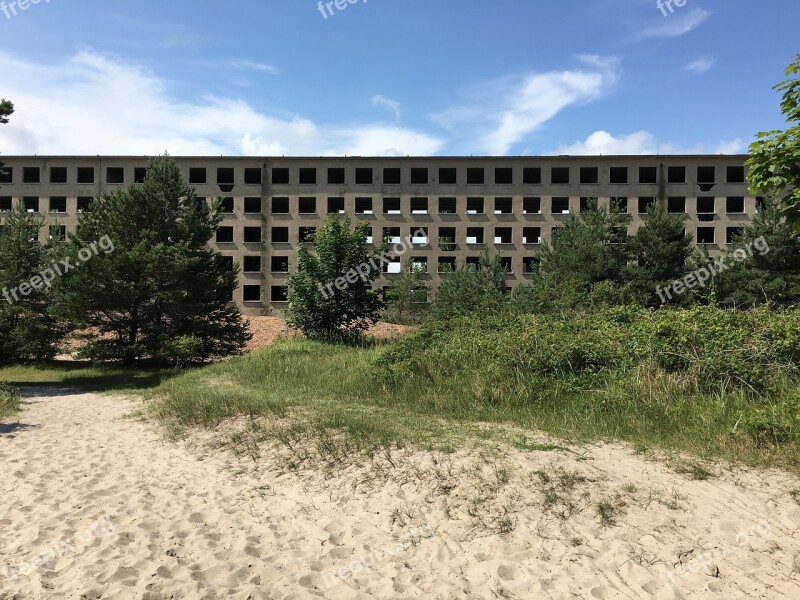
[[0, 155, 758, 315]]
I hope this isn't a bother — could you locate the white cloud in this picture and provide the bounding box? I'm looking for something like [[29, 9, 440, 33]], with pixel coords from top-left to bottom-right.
[[433, 55, 621, 155], [0, 51, 442, 157], [228, 59, 279, 75], [0, 50, 743, 160], [714, 138, 746, 154], [552, 131, 746, 155], [371, 95, 401, 120], [639, 8, 711, 39], [684, 56, 716, 74]]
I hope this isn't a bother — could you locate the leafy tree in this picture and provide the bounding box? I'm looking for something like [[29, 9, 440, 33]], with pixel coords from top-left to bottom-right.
[[52, 155, 250, 365], [0, 205, 65, 362], [714, 196, 800, 308], [286, 216, 385, 341], [0, 98, 13, 182], [0, 99, 12, 124], [536, 198, 631, 288], [623, 201, 696, 305], [433, 249, 508, 319], [384, 259, 429, 324], [748, 55, 800, 229]]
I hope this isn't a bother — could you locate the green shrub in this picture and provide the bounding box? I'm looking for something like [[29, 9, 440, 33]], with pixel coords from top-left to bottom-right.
[[377, 306, 800, 397], [738, 397, 800, 448], [0, 383, 21, 420]]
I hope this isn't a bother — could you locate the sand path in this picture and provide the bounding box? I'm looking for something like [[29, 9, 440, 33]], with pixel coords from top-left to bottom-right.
[[2, 388, 800, 599]]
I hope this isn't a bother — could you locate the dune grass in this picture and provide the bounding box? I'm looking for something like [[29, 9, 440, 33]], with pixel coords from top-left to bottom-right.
[[6, 307, 799, 473], [0, 383, 21, 422], [146, 335, 800, 472], [0, 362, 174, 394]]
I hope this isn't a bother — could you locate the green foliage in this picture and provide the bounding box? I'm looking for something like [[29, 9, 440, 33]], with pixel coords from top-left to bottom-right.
[[0, 205, 66, 362], [51, 154, 250, 365], [738, 397, 800, 448], [714, 196, 800, 308], [0, 382, 21, 421], [536, 198, 630, 288], [378, 306, 800, 396], [0, 99, 12, 124], [0, 98, 13, 186], [433, 249, 508, 319], [286, 216, 384, 341], [383, 259, 430, 324], [748, 54, 800, 229], [624, 201, 696, 306]]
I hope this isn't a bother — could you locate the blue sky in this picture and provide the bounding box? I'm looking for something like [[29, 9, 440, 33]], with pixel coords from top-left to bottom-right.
[[0, 0, 797, 156]]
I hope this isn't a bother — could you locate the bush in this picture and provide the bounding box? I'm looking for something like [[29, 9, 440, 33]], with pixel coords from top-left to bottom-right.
[[376, 306, 800, 397], [286, 217, 384, 341], [0, 383, 21, 420], [433, 250, 508, 319]]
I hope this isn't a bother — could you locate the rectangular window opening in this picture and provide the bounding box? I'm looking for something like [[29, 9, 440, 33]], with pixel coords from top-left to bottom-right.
[[189, 168, 207, 184], [383, 197, 401, 214], [580, 167, 598, 184], [410, 197, 428, 214], [298, 197, 317, 214], [438, 197, 456, 214], [609, 167, 628, 184], [466, 197, 484, 215], [494, 197, 513, 214], [355, 197, 373, 214], [272, 168, 290, 184], [551, 167, 570, 184], [327, 197, 345, 214]]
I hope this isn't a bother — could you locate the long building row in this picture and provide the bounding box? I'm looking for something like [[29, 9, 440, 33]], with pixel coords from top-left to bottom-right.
[[0, 155, 757, 314]]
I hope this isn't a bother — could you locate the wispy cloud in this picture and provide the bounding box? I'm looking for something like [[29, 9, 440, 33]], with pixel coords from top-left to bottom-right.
[[433, 55, 621, 155], [639, 8, 712, 39], [0, 51, 442, 157], [0, 50, 742, 159], [684, 56, 716, 74], [371, 94, 401, 120], [193, 58, 280, 75], [551, 130, 745, 155], [228, 59, 280, 75]]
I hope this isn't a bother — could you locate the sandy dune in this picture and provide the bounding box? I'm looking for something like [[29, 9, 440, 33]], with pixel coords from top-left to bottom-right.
[[2, 388, 800, 599]]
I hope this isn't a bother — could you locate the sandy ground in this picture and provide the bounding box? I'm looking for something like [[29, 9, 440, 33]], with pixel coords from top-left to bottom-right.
[[58, 318, 413, 358], [2, 389, 800, 599], [243, 317, 412, 352]]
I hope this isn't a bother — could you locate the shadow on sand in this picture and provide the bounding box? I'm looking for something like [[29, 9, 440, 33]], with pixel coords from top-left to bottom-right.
[[0, 422, 41, 437]]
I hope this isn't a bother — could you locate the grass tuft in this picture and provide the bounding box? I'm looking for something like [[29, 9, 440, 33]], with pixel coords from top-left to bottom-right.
[[0, 383, 21, 422]]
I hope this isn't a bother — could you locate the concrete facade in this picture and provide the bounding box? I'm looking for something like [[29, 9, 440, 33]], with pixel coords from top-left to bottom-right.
[[0, 155, 757, 315]]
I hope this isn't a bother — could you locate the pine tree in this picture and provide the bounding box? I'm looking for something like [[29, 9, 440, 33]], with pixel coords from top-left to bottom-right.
[[0, 205, 65, 362], [623, 200, 696, 306], [714, 196, 800, 308], [384, 259, 429, 324], [0, 99, 13, 185], [51, 155, 250, 364], [536, 197, 631, 288], [433, 249, 508, 319]]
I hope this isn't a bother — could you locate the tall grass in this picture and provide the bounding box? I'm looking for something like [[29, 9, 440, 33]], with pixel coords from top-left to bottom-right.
[[0, 383, 21, 422], [146, 307, 800, 471], [0, 362, 174, 393]]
